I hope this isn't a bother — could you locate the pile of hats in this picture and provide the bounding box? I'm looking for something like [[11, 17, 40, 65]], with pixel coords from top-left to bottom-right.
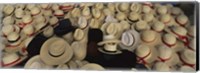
[[0, 3, 196, 71]]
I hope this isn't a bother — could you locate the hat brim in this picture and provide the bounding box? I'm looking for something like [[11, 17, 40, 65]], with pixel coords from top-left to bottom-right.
[[71, 41, 87, 60], [143, 46, 158, 67], [98, 39, 120, 46], [140, 32, 161, 47], [98, 48, 122, 55], [40, 37, 73, 65]]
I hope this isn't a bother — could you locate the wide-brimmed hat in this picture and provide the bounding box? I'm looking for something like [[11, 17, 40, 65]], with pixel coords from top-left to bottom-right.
[[115, 3, 130, 13], [135, 44, 157, 65], [39, 4, 51, 10], [92, 8, 102, 19], [127, 11, 140, 23], [179, 49, 196, 67], [142, 13, 154, 23], [40, 37, 73, 65], [24, 55, 52, 69], [152, 62, 171, 71], [81, 6, 92, 20], [134, 20, 150, 32], [156, 5, 168, 15], [30, 7, 42, 16], [94, 3, 104, 10], [73, 28, 85, 41], [175, 14, 189, 26], [151, 21, 165, 32], [116, 12, 126, 21], [71, 41, 87, 60], [171, 7, 182, 16], [159, 14, 172, 26], [78, 16, 88, 29], [142, 5, 152, 14], [80, 63, 105, 70], [3, 5, 15, 16], [1, 53, 27, 68], [2, 16, 15, 25], [140, 30, 161, 46], [54, 9, 64, 17], [51, 4, 59, 11], [70, 8, 81, 18], [14, 8, 25, 19], [49, 16, 59, 27], [42, 26, 54, 38], [119, 29, 140, 52], [22, 24, 35, 37], [179, 65, 195, 71], [22, 14, 33, 25]]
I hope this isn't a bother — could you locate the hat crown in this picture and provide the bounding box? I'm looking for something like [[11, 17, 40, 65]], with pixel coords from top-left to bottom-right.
[[31, 7, 40, 14], [89, 18, 99, 29], [29, 62, 42, 68], [121, 31, 134, 46], [22, 14, 32, 23], [163, 33, 176, 45], [35, 22, 46, 31], [73, 29, 84, 41], [141, 30, 156, 42], [104, 43, 117, 52], [82, 7, 90, 16], [172, 26, 187, 36], [135, 44, 150, 57], [107, 3, 115, 11], [3, 53, 19, 64], [51, 4, 59, 10], [3, 5, 14, 15], [95, 3, 104, 9], [43, 26, 54, 37], [78, 16, 87, 29], [49, 16, 58, 25], [152, 21, 165, 31], [2, 24, 14, 35], [49, 40, 66, 56], [116, 12, 126, 20], [106, 23, 117, 35], [171, 7, 181, 15], [157, 45, 172, 59], [7, 32, 19, 41], [71, 8, 81, 17], [15, 8, 24, 18], [103, 8, 113, 16], [177, 14, 188, 24], [40, 4, 49, 9], [35, 15, 46, 23]]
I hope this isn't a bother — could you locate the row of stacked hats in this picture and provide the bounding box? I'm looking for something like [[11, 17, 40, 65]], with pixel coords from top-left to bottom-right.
[[0, 2, 196, 71]]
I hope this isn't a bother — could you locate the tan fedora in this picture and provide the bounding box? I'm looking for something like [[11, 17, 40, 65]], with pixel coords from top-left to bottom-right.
[[73, 28, 85, 41], [127, 11, 140, 23], [22, 24, 35, 37], [14, 8, 25, 19], [115, 3, 130, 13], [98, 35, 122, 55], [135, 44, 157, 66], [49, 16, 59, 27], [42, 9, 53, 17], [102, 8, 114, 16], [80, 63, 105, 70], [156, 5, 168, 15], [116, 12, 126, 21], [39, 4, 51, 10], [30, 7, 42, 16], [140, 30, 161, 46], [26, 4, 36, 10], [81, 6, 92, 20], [151, 21, 165, 32], [179, 65, 195, 71], [134, 20, 150, 32], [54, 9, 64, 18], [94, 3, 104, 10], [3, 5, 15, 16], [1, 53, 27, 68], [175, 14, 189, 26], [152, 62, 171, 71], [42, 26, 54, 38], [40, 37, 73, 65], [105, 23, 118, 35], [71, 41, 87, 60], [2, 16, 15, 25], [78, 16, 88, 29], [142, 5, 152, 14], [171, 7, 182, 16], [24, 55, 52, 69], [142, 13, 154, 23], [70, 8, 81, 18], [179, 49, 196, 67]]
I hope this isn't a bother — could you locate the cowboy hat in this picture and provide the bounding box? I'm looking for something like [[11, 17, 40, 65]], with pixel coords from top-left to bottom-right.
[[156, 5, 168, 15], [73, 29, 85, 41], [98, 35, 122, 55], [135, 44, 158, 66], [175, 14, 189, 26], [119, 29, 140, 52], [49, 16, 59, 27], [179, 65, 195, 71], [2, 16, 15, 25], [24, 55, 52, 69], [152, 62, 171, 71], [1, 53, 27, 68], [127, 11, 140, 23], [140, 30, 161, 46], [80, 63, 105, 70], [40, 37, 73, 65], [142, 5, 152, 14], [70, 7, 81, 18], [179, 49, 196, 67], [30, 7, 42, 16], [78, 16, 88, 29], [115, 3, 130, 13], [14, 8, 25, 19], [142, 13, 154, 23], [71, 41, 87, 61], [3, 5, 15, 16], [134, 20, 150, 32], [151, 21, 165, 32], [42, 26, 54, 38], [22, 24, 35, 37]]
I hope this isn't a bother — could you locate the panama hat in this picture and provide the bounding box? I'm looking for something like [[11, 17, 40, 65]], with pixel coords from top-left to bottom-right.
[[151, 21, 165, 33], [142, 5, 152, 14], [98, 35, 122, 55], [179, 49, 196, 68], [104, 15, 118, 23], [51, 4, 59, 11], [175, 14, 189, 26], [22, 14, 33, 25], [81, 6, 92, 20], [130, 3, 142, 13], [42, 26, 54, 38], [102, 8, 114, 16], [127, 11, 140, 23], [171, 7, 182, 16], [49, 16, 59, 27], [115, 3, 130, 13], [161, 33, 177, 48], [142, 13, 154, 23], [22, 24, 35, 37], [67, 60, 78, 69], [105, 23, 118, 35], [2, 16, 15, 25], [70, 8, 81, 18], [14, 8, 25, 19], [152, 62, 171, 71], [107, 3, 116, 12], [6, 32, 22, 47], [39, 4, 51, 10], [2, 24, 16, 37], [1, 53, 27, 68], [73, 28, 85, 41], [56, 64, 69, 69], [54, 9, 64, 18], [92, 8, 102, 19], [159, 14, 172, 26], [60, 3, 74, 11], [119, 29, 140, 52], [179, 65, 195, 71], [135, 44, 157, 65], [89, 18, 101, 29], [186, 25, 195, 38], [25, 55, 52, 69], [15, 4, 25, 9], [115, 12, 126, 21], [26, 4, 36, 10], [156, 5, 168, 15], [134, 20, 150, 32], [34, 15, 48, 24], [34, 22, 48, 33], [42, 10, 53, 17], [71, 41, 87, 60], [3, 5, 15, 16], [80, 63, 105, 70], [78, 16, 88, 29], [94, 3, 104, 10], [140, 30, 161, 46], [40, 37, 73, 65], [30, 7, 42, 16], [119, 20, 131, 31]]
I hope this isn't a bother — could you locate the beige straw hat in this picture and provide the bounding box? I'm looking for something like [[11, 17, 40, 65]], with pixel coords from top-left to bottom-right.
[[179, 49, 196, 67], [78, 16, 88, 29], [24, 55, 52, 69], [89, 18, 101, 29], [62, 32, 74, 45], [116, 12, 126, 21], [142, 5, 152, 14], [2, 24, 16, 37], [152, 62, 171, 71], [71, 41, 87, 60], [22, 24, 35, 37], [94, 3, 104, 10], [6, 32, 22, 47], [42, 10, 52, 17], [49, 16, 59, 27], [42, 26, 54, 38], [105, 23, 118, 35], [51, 4, 59, 11], [179, 65, 195, 71], [171, 7, 182, 16], [81, 6, 92, 20], [34, 22, 48, 32], [130, 3, 142, 13], [175, 14, 189, 26], [102, 8, 114, 16], [161, 33, 177, 48], [14, 8, 25, 19], [15, 4, 25, 9], [188, 39, 195, 51], [26, 4, 36, 10], [134, 20, 150, 32], [119, 20, 130, 31], [30, 7, 42, 16], [54, 9, 64, 17], [151, 21, 165, 32], [127, 11, 140, 23], [186, 25, 195, 38], [67, 60, 78, 69], [107, 3, 116, 12], [2, 16, 15, 25], [92, 8, 102, 19], [140, 30, 161, 46], [142, 13, 154, 23], [40, 37, 73, 65], [22, 14, 33, 25], [80, 63, 105, 70], [115, 3, 130, 13], [70, 8, 81, 18], [73, 28, 85, 41], [56, 64, 69, 69], [39, 4, 51, 10], [3, 5, 15, 16], [159, 14, 172, 26], [156, 5, 168, 15], [34, 15, 48, 24]]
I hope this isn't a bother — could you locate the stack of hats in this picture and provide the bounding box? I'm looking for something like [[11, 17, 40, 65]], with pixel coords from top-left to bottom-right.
[[0, 3, 196, 72]]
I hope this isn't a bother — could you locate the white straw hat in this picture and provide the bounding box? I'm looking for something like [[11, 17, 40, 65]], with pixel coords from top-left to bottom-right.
[[3, 5, 15, 16], [34, 22, 48, 32], [115, 3, 130, 13], [2, 53, 26, 67], [24, 55, 52, 69], [78, 16, 88, 29], [107, 3, 116, 12], [134, 20, 150, 32], [2, 16, 15, 25], [175, 14, 189, 26], [73, 28, 85, 41], [71, 41, 87, 60], [142, 5, 152, 14], [152, 62, 171, 71], [30, 7, 41, 16], [49, 16, 59, 27], [14, 8, 25, 19], [140, 30, 161, 46], [34, 15, 47, 24], [89, 18, 101, 29], [71, 8, 81, 18], [42, 26, 54, 38], [179, 49, 196, 67], [80, 63, 105, 70], [159, 14, 172, 25], [156, 5, 168, 15], [142, 13, 154, 23], [130, 3, 142, 13], [39, 4, 51, 10], [2, 24, 15, 37], [6, 32, 22, 47], [51, 4, 59, 11], [40, 37, 73, 65], [151, 21, 165, 32], [22, 24, 35, 37], [179, 65, 195, 71], [67, 60, 78, 69]]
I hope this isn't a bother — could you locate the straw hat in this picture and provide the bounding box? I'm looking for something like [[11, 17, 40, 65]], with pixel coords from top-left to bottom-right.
[[142, 13, 154, 23], [171, 7, 182, 16], [104, 15, 118, 23], [135, 44, 157, 65], [89, 18, 101, 29], [43, 10, 52, 17], [161, 33, 177, 48], [94, 3, 104, 10], [81, 6, 92, 20], [119, 20, 130, 31], [62, 32, 74, 45], [71, 8, 81, 18], [151, 21, 165, 32], [51, 4, 59, 11], [127, 11, 140, 23], [34, 22, 48, 32], [156, 5, 168, 15], [22, 14, 33, 25], [130, 3, 142, 13], [59, 3, 74, 12], [74, 60, 85, 68], [2, 16, 15, 25], [14, 8, 25, 19], [15, 4, 25, 9], [34, 15, 48, 24], [98, 35, 122, 55], [30, 7, 41, 16], [78, 16, 88, 29], [92, 8, 101, 19], [3, 5, 15, 16], [54, 9, 64, 17], [115, 12, 125, 21], [40, 37, 73, 65], [80, 63, 105, 70], [2, 24, 16, 37], [119, 29, 140, 52], [134, 20, 150, 32], [6, 32, 22, 47], [179, 49, 196, 67], [42, 26, 54, 38], [159, 14, 172, 25], [186, 25, 195, 38], [152, 62, 171, 71], [24, 55, 52, 69], [107, 3, 116, 12], [40, 4, 51, 10], [73, 28, 85, 41], [102, 8, 114, 16], [115, 3, 130, 13], [22, 24, 35, 37], [175, 14, 189, 26], [49, 16, 59, 27], [142, 5, 152, 14], [67, 60, 78, 69], [140, 30, 161, 46], [26, 4, 36, 10], [1, 53, 26, 67], [188, 39, 195, 51], [179, 65, 195, 71], [71, 41, 87, 60], [105, 23, 118, 35]]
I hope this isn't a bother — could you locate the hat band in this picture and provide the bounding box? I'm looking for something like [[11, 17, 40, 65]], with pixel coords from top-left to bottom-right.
[[102, 48, 117, 53], [8, 36, 21, 43], [137, 49, 151, 65], [2, 57, 21, 67], [157, 56, 172, 62], [171, 29, 189, 46], [32, 10, 41, 16], [60, 6, 74, 10], [24, 19, 33, 25], [161, 37, 176, 47], [141, 37, 156, 43], [175, 18, 188, 27], [178, 53, 195, 68], [54, 14, 64, 17], [48, 50, 65, 57], [127, 17, 139, 23]]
